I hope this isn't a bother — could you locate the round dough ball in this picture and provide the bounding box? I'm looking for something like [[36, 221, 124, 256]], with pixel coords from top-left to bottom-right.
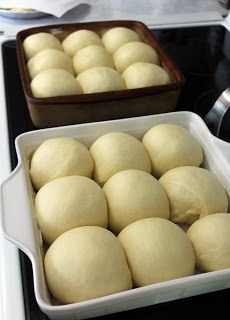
[[103, 169, 170, 234], [142, 124, 203, 178], [102, 27, 141, 54], [45, 226, 132, 303], [23, 32, 63, 60], [77, 66, 125, 94], [187, 213, 230, 272], [123, 62, 171, 89], [35, 176, 108, 244], [118, 218, 195, 287], [73, 45, 114, 74], [90, 132, 151, 185], [159, 166, 228, 224], [62, 29, 103, 57], [27, 48, 75, 79], [113, 41, 160, 73], [30, 69, 82, 98], [30, 137, 94, 190]]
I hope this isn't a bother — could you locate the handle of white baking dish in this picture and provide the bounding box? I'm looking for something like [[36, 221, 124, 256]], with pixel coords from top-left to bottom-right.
[[0, 164, 38, 259], [213, 136, 230, 160]]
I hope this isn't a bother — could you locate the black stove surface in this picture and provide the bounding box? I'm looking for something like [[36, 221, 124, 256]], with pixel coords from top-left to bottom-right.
[[2, 25, 230, 320]]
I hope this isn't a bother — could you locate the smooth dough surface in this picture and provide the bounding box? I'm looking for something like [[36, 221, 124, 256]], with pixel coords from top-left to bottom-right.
[[73, 45, 114, 74], [23, 32, 63, 60], [77, 66, 125, 93], [159, 166, 228, 224], [35, 175, 108, 244], [30, 68, 82, 98], [102, 27, 141, 54], [45, 226, 132, 303], [90, 132, 151, 185], [187, 213, 230, 272], [30, 137, 94, 190], [122, 62, 171, 89], [118, 218, 195, 287], [142, 124, 203, 177], [113, 41, 160, 73], [27, 48, 75, 79], [103, 169, 170, 234]]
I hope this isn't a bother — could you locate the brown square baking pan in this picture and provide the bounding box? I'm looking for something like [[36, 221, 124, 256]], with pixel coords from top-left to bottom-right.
[[16, 20, 185, 128]]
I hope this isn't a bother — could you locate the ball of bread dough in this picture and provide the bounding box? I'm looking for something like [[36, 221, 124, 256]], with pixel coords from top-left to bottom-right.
[[118, 218, 195, 287], [102, 27, 141, 54], [187, 213, 230, 272], [44, 226, 132, 303], [103, 169, 170, 234], [23, 32, 63, 60], [27, 48, 75, 79], [73, 45, 114, 74], [142, 124, 203, 178], [90, 132, 151, 185], [159, 166, 228, 224], [30, 69, 82, 98], [113, 41, 160, 73], [30, 137, 94, 190], [62, 29, 103, 57], [123, 62, 171, 89], [77, 66, 125, 94]]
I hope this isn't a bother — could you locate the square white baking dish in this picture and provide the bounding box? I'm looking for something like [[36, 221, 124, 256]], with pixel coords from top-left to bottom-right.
[[0, 111, 230, 320]]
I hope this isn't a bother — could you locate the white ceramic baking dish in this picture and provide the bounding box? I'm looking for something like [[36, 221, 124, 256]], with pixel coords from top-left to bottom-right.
[[0, 111, 230, 320]]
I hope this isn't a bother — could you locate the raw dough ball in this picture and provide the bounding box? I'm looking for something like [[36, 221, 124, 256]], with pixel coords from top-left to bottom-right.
[[187, 213, 230, 272], [159, 166, 228, 224], [123, 62, 171, 89], [62, 29, 103, 57], [118, 218, 195, 287], [23, 32, 63, 60], [30, 69, 82, 98], [73, 45, 114, 74], [90, 132, 151, 185], [27, 48, 75, 79], [113, 41, 160, 73], [45, 226, 132, 303], [30, 137, 94, 190], [77, 66, 125, 94], [142, 124, 203, 178], [102, 27, 141, 54], [103, 169, 170, 234]]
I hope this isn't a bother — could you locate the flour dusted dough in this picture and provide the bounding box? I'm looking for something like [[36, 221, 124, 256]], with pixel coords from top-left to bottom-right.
[[159, 166, 228, 224], [90, 132, 151, 185], [142, 124, 203, 177], [187, 213, 230, 272], [118, 218, 195, 287], [30, 137, 94, 190], [103, 169, 170, 234], [45, 226, 132, 303]]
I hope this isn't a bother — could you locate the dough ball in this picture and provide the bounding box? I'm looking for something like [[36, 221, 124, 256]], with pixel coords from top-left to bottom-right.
[[30, 137, 94, 190], [45, 226, 132, 303], [159, 166, 228, 224], [30, 69, 82, 98], [23, 32, 63, 60], [62, 29, 103, 57], [142, 124, 203, 178], [27, 48, 75, 79], [187, 213, 230, 272], [73, 45, 114, 74], [77, 66, 125, 94], [123, 62, 171, 89], [103, 169, 170, 234], [118, 218, 195, 287], [35, 176, 108, 244], [102, 27, 141, 54], [90, 132, 151, 185], [113, 41, 160, 73]]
